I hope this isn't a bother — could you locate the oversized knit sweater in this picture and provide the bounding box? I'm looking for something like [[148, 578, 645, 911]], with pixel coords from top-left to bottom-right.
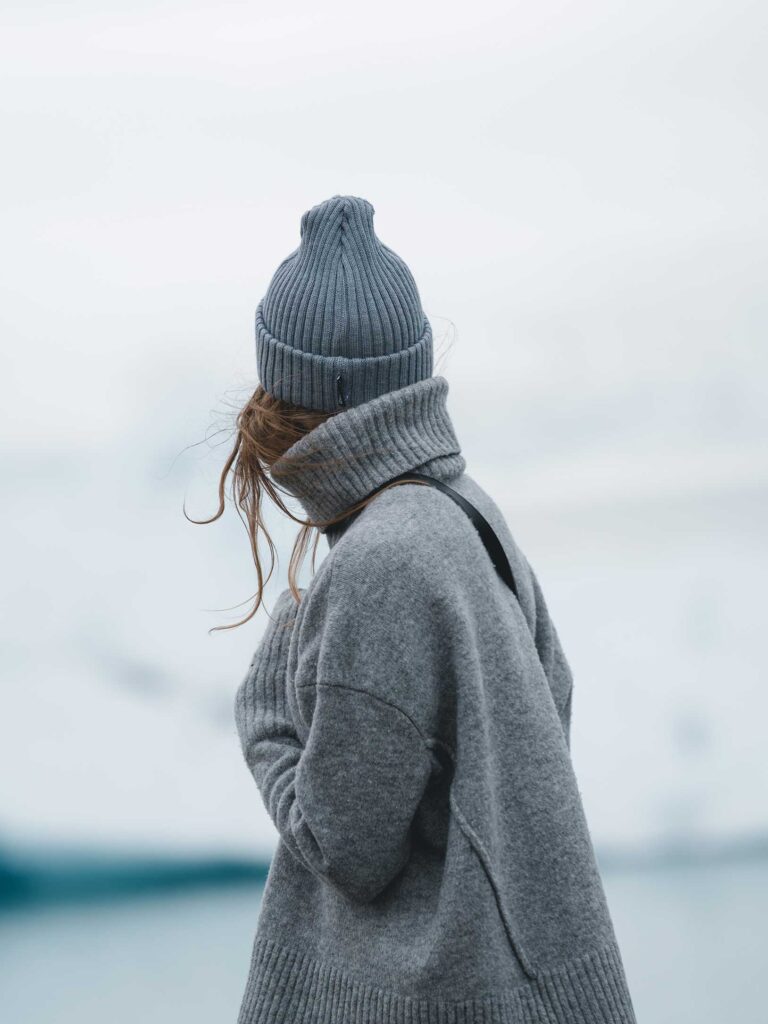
[[234, 375, 637, 1024]]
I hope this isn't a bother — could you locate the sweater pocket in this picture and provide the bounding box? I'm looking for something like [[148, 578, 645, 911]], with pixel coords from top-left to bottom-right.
[[448, 793, 538, 981]]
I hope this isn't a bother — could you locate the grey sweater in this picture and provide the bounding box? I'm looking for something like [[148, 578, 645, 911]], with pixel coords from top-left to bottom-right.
[[234, 375, 637, 1024]]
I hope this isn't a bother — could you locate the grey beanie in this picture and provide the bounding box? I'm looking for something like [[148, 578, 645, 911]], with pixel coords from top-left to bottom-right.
[[255, 194, 433, 412]]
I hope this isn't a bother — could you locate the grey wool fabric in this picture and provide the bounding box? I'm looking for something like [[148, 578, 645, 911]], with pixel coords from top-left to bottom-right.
[[255, 195, 433, 412], [233, 374, 637, 1024]]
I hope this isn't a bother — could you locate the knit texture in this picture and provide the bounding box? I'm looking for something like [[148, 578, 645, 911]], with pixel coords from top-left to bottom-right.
[[239, 937, 636, 1024], [234, 376, 637, 1024], [269, 375, 465, 527], [255, 195, 433, 412]]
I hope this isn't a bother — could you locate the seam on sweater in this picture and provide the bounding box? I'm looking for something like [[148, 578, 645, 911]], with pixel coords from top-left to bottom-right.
[[313, 548, 434, 750], [296, 679, 458, 766], [448, 793, 538, 981], [298, 680, 431, 750]]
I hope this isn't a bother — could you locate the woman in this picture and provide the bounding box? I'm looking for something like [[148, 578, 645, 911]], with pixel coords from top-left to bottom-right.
[[213, 195, 637, 1023]]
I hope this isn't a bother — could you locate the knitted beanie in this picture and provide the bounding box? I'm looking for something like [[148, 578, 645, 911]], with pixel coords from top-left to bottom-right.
[[255, 194, 433, 412]]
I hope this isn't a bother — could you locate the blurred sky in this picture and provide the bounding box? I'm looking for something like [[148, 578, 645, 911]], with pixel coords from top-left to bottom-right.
[[1, 1, 766, 857]]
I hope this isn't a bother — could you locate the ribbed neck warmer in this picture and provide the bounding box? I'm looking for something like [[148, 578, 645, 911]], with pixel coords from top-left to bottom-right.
[[269, 375, 466, 531]]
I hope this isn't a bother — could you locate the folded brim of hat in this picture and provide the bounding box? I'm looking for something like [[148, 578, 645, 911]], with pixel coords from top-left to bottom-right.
[[255, 301, 433, 413]]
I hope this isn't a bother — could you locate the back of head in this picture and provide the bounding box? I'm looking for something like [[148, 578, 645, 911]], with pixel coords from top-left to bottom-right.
[[195, 195, 436, 627]]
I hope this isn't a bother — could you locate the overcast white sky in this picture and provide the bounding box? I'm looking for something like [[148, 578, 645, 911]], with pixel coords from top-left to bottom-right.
[[1, 1, 766, 855]]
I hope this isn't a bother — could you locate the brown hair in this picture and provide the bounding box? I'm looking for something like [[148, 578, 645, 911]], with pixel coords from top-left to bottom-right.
[[188, 383, 426, 631]]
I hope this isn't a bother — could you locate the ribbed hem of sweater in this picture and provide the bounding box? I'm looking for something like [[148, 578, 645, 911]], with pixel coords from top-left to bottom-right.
[[269, 374, 466, 529], [237, 936, 637, 1024]]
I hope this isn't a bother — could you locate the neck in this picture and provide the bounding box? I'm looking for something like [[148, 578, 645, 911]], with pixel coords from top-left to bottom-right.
[[270, 375, 466, 543]]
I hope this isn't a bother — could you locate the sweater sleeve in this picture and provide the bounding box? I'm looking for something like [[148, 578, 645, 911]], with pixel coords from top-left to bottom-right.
[[527, 563, 574, 750], [235, 580, 433, 904], [235, 586, 303, 817]]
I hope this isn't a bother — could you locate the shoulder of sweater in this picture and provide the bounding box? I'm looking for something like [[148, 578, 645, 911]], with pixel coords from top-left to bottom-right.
[[323, 478, 547, 647], [328, 481, 481, 583]]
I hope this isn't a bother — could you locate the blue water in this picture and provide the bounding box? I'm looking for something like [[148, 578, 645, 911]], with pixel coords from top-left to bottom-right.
[[1, 860, 765, 1023]]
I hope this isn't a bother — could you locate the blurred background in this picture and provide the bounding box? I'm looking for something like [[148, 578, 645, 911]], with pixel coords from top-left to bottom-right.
[[1, 1, 766, 1021]]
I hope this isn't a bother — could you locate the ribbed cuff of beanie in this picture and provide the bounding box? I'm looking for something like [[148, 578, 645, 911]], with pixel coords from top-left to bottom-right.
[[255, 302, 433, 413]]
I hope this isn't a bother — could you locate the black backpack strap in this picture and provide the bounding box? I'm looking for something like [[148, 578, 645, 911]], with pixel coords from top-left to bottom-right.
[[332, 470, 519, 600]]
